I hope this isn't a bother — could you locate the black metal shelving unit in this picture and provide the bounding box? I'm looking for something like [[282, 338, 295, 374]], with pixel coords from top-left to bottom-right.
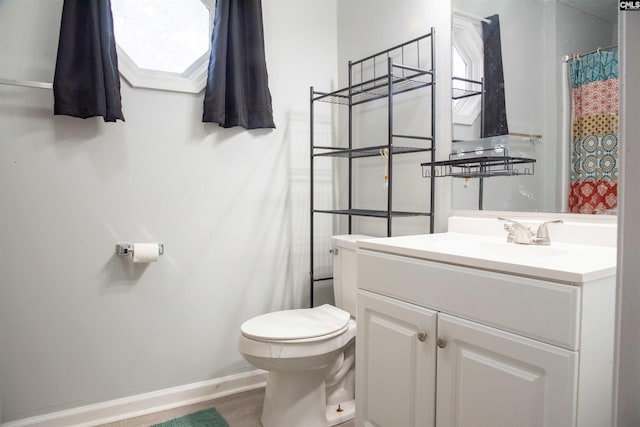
[[309, 30, 436, 307]]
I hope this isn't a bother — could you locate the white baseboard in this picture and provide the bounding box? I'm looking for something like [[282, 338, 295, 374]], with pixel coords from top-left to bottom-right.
[[3, 370, 267, 427]]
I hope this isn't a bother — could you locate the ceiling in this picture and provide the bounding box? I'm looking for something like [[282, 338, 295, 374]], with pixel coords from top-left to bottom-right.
[[559, 0, 618, 23]]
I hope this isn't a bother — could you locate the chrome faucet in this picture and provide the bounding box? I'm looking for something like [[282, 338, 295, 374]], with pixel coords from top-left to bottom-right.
[[500, 218, 533, 244], [498, 217, 563, 245], [533, 219, 564, 245]]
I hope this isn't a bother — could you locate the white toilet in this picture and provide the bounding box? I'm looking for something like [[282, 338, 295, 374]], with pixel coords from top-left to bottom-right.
[[238, 235, 368, 427]]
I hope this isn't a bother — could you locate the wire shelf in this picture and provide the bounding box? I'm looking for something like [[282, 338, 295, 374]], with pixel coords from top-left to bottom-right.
[[313, 32, 434, 106], [452, 87, 483, 100], [421, 147, 536, 178], [313, 70, 433, 106], [451, 76, 483, 100], [313, 144, 433, 159], [313, 209, 432, 218]]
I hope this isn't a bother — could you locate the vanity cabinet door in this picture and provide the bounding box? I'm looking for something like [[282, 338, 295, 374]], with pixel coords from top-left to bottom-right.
[[356, 290, 437, 427], [435, 313, 578, 427]]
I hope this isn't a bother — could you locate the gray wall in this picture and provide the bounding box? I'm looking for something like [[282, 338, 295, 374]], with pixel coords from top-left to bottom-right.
[[0, 0, 338, 421], [336, 0, 452, 236], [3, 0, 636, 424]]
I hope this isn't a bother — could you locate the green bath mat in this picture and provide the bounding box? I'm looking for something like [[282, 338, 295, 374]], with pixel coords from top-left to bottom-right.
[[151, 408, 229, 427]]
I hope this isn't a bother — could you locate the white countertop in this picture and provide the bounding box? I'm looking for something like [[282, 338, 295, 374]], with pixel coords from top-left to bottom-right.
[[357, 219, 617, 284]]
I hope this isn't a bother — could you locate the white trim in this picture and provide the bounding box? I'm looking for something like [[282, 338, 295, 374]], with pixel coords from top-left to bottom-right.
[[559, 58, 571, 213], [117, 47, 210, 94], [113, 0, 215, 94], [614, 10, 640, 426], [450, 209, 618, 224], [3, 370, 267, 427], [452, 8, 491, 24]]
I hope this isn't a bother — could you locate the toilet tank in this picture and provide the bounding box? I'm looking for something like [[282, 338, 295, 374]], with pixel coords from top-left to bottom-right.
[[331, 235, 372, 317]]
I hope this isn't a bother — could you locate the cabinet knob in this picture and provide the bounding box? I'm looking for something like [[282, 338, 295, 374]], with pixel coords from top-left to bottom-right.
[[417, 331, 427, 342], [436, 337, 447, 348]]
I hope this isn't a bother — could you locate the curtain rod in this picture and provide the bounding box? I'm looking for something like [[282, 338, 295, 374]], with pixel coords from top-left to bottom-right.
[[0, 78, 53, 90], [452, 8, 491, 24], [563, 44, 618, 62]]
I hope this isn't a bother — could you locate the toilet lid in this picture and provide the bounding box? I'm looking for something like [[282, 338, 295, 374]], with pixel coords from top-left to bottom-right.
[[241, 304, 350, 341]]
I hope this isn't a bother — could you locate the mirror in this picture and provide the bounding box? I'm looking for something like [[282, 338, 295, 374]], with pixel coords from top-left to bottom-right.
[[450, 0, 619, 214]]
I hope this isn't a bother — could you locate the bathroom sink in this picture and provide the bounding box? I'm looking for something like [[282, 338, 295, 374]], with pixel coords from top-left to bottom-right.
[[358, 232, 617, 283]]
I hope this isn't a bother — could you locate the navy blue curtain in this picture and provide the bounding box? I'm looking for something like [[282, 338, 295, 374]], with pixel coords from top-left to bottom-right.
[[482, 14, 508, 137], [53, 0, 124, 122], [202, 0, 275, 129]]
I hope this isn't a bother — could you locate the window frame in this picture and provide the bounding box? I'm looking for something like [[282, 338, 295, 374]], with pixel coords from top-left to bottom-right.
[[452, 14, 483, 126], [114, 0, 216, 94]]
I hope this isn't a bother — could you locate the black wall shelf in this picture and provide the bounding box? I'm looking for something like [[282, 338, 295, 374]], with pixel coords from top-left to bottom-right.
[[421, 148, 536, 179]]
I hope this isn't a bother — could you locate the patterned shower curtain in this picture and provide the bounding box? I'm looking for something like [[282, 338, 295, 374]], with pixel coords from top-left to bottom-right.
[[568, 50, 619, 214]]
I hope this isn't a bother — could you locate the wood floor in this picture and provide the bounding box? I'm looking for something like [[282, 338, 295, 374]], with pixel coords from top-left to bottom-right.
[[97, 387, 355, 427]]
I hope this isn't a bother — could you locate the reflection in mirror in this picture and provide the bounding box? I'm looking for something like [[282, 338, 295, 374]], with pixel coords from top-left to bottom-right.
[[450, 0, 619, 214]]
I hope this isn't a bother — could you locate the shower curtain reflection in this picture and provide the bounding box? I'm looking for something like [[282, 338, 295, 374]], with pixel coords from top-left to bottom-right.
[[568, 49, 619, 214]]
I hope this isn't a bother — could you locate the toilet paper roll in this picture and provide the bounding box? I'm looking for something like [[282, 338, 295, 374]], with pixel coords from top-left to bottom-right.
[[132, 243, 160, 263]]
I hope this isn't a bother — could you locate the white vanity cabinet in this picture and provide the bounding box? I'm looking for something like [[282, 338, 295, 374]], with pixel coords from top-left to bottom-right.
[[356, 290, 438, 427], [435, 312, 577, 427], [355, 245, 616, 427]]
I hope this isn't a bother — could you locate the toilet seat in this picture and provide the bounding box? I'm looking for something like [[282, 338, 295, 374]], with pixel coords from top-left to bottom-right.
[[241, 304, 350, 343]]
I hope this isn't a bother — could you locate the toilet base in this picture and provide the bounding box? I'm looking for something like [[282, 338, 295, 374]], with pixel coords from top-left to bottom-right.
[[260, 369, 355, 427], [326, 398, 355, 425]]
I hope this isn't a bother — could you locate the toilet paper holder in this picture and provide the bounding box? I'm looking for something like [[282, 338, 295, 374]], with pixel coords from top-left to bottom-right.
[[115, 243, 164, 257]]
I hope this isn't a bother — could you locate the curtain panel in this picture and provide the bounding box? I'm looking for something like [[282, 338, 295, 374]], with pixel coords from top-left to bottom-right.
[[482, 14, 508, 137], [568, 50, 619, 214], [53, 0, 124, 122], [202, 0, 275, 130]]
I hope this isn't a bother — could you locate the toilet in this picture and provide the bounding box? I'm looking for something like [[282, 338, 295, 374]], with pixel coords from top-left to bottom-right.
[[238, 235, 369, 427]]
